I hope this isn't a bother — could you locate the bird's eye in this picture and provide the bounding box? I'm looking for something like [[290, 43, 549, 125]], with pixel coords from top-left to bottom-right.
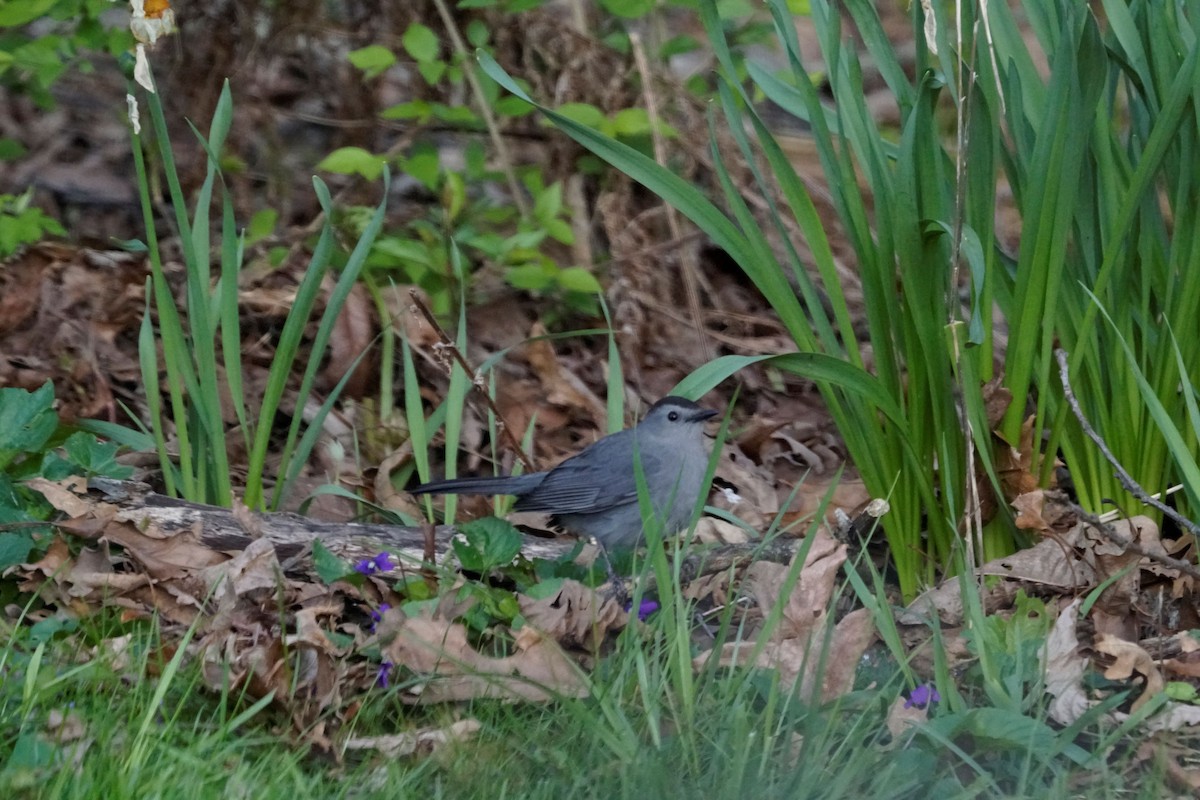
[[668, 411, 680, 422]]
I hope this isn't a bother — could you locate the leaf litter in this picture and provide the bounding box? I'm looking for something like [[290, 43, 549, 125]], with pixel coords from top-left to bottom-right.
[[2, 3, 1198, 782]]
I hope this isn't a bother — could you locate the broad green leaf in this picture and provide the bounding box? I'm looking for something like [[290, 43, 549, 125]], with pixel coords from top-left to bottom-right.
[[556, 266, 602, 294], [402, 23, 439, 63], [454, 517, 523, 573], [316, 147, 385, 179], [0, 382, 57, 470], [312, 540, 353, 585], [348, 45, 396, 79], [0, 531, 33, 570]]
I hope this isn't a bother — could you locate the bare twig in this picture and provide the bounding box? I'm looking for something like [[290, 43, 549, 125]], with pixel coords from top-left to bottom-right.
[[408, 288, 536, 471], [1055, 348, 1200, 539], [1061, 493, 1200, 582], [428, 0, 530, 219], [628, 31, 712, 363]]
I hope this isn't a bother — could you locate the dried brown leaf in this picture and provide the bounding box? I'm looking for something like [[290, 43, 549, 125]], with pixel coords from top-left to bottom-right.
[[1096, 634, 1164, 713], [343, 719, 482, 758], [517, 579, 628, 651], [379, 609, 588, 703], [693, 531, 874, 700]]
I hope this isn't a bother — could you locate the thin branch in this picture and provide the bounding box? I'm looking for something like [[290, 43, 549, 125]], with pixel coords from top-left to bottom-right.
[[409, 288, 536, 471], [628, 31, 712, 364], [1062, 492, 1200, 582], [1055, 348, 1200, 539], [428, 0, 530, 219]]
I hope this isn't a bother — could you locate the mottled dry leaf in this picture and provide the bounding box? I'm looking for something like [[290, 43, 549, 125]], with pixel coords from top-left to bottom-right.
[[1136, 738, 1200, 792], [1042, 599, 1091, 726], [522, 322, 607, 426], [66, 545, 150, 597], [693, 531, 875, 700], [884, 695, 930, 742], [995, 415, 1042, 501], [901, 526, 1093, 626], [26, 476, 92, 517], [82, 516, 225, 579], [322, 281, 374, 399], [1043, 602, 1200, 731], [343, 719, 482, 758], [1096, 634, 1164, 713], [20, 536, 72, 582], [518, 579, 628, 651], [1012, 489, 1052, 533], [693, 516, 751, 545], [379, 610, 588, 703], [200, 538, 280, 604]]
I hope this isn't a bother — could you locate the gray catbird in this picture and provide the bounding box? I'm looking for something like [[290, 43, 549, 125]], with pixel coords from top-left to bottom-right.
[[412, 396, 718, 549]]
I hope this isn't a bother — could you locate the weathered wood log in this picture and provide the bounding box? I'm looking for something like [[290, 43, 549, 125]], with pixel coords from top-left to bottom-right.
[[85, 478, 571, 568], [82, 478, 801, 580]]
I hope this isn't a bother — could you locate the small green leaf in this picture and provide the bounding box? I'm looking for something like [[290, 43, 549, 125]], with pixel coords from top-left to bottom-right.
[[316, 147, 385, 179], [429, 103, 480, 125], [551, 103, 606, 129], [506, 263, 555, 291], [417, 60, 447, 85], [660, 35, 702, 59], [533, 181, 563, 221], [0, 137, 26, 161], [0, 0, 57, 27], [246, 208, 278, 244], [454, 517, 524, 573], [1165, 681, 1198, 703], [0, 532, 33, 570], [557, 266, 602, 294], [61, 432, 132, 479], [0, 382, 57, 471], [399, 144, 441, 189], [522, 577, 565, 600], [444, 172, 466, 222], [494, 96, 535, 117], [381, 100, 433, 122], [544, 218, 574, 245], [402, 23, 440, 63], [348, 45, 396, 79], [465, 19, 490, 47], [312, 540, 353, 585], [612, 107, 653, 137]]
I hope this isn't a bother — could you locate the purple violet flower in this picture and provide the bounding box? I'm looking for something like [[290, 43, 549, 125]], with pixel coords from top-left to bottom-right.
[[369, 603, 391, 633], [376, 661, 394, 688], [354, 551, 394, 575], [624, 598, 659, 621], [904, 684, 941, 709]]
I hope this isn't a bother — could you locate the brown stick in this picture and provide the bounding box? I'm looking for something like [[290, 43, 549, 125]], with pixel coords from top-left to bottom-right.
[[1055, 348, 1200, 539], [408, 288, 536, 471]]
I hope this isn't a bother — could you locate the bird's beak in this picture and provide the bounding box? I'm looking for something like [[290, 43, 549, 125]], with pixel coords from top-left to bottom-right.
[[691, 408, 719, 423]]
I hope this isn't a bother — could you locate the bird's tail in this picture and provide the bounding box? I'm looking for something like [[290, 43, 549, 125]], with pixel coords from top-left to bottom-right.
[[411, 472, 543, 497]]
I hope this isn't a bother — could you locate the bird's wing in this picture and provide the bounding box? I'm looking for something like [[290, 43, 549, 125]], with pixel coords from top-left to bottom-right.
[[513, 431, 666, 514]]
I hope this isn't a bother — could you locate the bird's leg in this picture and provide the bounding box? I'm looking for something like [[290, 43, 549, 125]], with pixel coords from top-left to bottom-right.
[[591, 538, 629, 607]]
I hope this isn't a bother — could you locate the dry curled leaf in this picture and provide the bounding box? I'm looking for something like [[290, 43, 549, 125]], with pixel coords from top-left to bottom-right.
[[378, 609, 588, 704], [1096, 634, 1164, 714], [694, 531, 875, 700], [343, 719, 482, 758], [517, 579, 628, 651]]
